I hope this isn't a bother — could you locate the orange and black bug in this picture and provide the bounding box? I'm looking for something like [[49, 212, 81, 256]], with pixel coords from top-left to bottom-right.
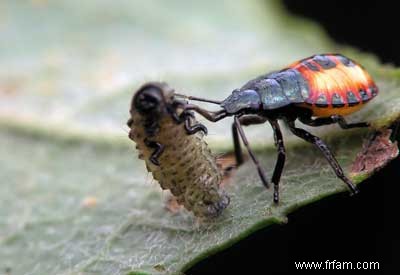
[[178, 53, 378, 203], [127, 82, 229, 218]]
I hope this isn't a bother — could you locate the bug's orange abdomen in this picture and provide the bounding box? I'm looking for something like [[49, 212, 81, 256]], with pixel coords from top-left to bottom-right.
[[289, 54, 378, 117]]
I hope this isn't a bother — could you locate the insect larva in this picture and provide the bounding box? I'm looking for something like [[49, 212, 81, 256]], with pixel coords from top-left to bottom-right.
[[127, 82, 229, 218]]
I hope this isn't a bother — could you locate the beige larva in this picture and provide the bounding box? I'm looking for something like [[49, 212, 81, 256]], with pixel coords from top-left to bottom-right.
[[128, 82, 229, 218]]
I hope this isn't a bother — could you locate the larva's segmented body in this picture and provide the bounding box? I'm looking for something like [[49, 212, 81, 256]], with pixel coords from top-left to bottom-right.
[[128, 82, 229, 218]]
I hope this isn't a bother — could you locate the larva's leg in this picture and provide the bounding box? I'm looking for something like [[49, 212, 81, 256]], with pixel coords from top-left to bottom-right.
[[169, 99, 189, 123], [269, 119, 286, 204], [299, 115, 369, 129], [168, 101, 209, 134], [286, 120, 359, 195], [144, 138, 165, 166], [167, 100, 209, 135], [175, 110, 208, 135], [184, 115, 208, 135], [234, 116, 269, 189], [232, 115, 267, 166]]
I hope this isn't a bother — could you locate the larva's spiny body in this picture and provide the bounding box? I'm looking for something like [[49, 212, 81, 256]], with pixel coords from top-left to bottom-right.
[[128, 82, 229, 218]]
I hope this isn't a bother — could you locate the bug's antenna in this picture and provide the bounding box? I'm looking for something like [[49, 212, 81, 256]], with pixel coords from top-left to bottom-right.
[[174, 93, 222, 105]]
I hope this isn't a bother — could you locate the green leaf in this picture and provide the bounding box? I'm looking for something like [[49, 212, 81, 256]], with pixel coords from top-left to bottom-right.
[[0, 0, 399, 274]]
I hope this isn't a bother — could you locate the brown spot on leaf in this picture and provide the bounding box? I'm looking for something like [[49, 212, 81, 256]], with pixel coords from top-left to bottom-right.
[[81, 196, 98, 208], [350, 129, 399, 175]]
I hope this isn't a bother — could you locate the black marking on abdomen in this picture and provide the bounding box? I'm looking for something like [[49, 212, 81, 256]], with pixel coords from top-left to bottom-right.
[[336, 55, 355, 67], [370, 86, 378, 97], [346, 91, 359, 106], [313, 55, 336, 69], [303, 61, 319, 71], [315, 94, 328, 107], [359, 89, 370, 102], [332, 93, 345, 108]]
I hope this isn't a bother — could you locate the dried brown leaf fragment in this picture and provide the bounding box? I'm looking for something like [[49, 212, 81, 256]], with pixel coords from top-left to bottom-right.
[[350, 129, 399, 176]]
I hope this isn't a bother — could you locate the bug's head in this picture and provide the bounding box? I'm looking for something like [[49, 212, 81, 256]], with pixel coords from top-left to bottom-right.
[[132, 82, 173, 116], [221, 88, 261, 114]]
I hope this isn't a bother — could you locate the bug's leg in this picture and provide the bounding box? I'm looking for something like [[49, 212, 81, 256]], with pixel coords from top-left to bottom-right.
[[269, 119, 286, 204], [231, 123, 243, 165], [144, 138, 165, 166], [232, 115, 268, 166], [333, 115, 369, 129], [184, 114, 208, 135], [234, 116, 269, 189], [239, 115, 268, 126], [286, 120, 359, 194], [299, 115, 336, 126], [184, 104, 228, 122], [299, 115, 369, 129]]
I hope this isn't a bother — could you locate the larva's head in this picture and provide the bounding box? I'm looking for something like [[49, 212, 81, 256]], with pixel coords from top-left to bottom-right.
[[132, 82, 173, 116]]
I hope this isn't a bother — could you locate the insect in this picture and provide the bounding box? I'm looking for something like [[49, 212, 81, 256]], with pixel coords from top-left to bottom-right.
[[127, 82, 230, 218], [178, 53, 378, 203]]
